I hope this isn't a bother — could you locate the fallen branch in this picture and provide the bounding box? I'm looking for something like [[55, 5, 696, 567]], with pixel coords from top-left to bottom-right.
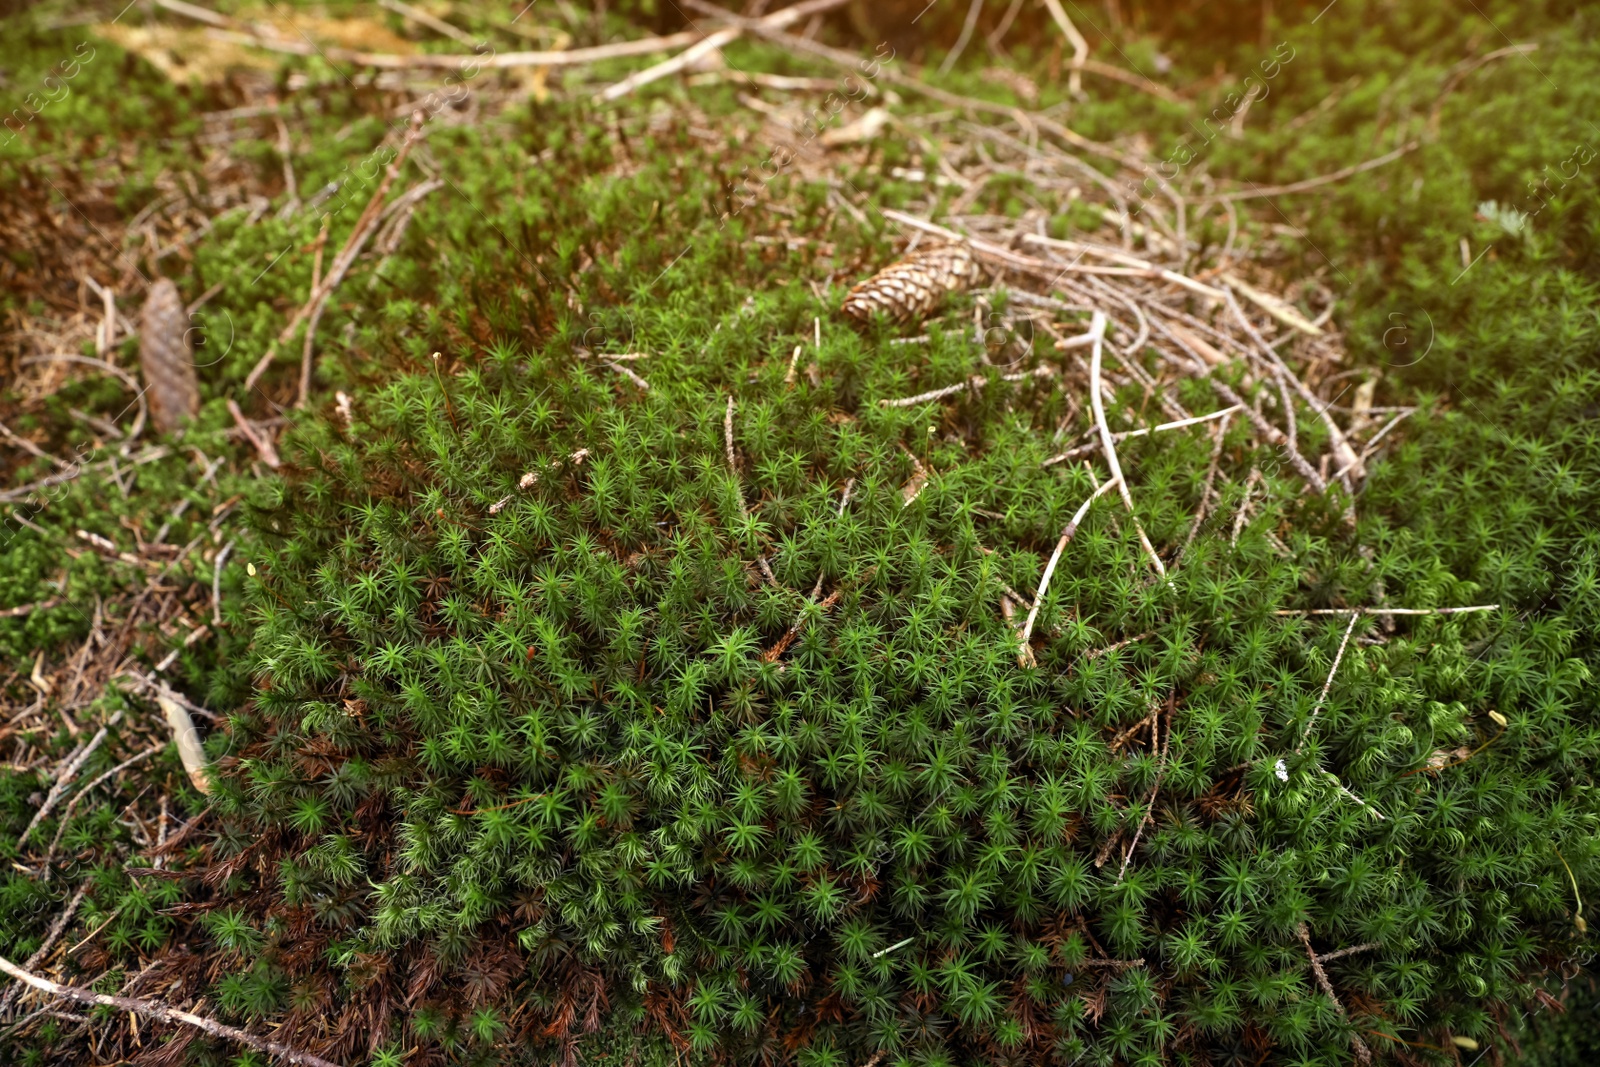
[[1224, 289, 1360, 485], [43, 745, 165, 877], [1117, 697, 1172, 883], [878, 364, 1054, 407], [1016, 472, 1121, 667], [1274, 604, 1499, 616], [226, 400, 280, 468], [1088, 312, 1168, 582], [725, 396, 778, 587], [1295, 612, 1360, 754], [244, 112, 427, 398], [17, 712, 123, 848], [1174, 411, 1232, 566], [1316, 942, 1382, 965], [596, 27, 741, 102], [0, 954, 344, 1067], [150, 0, 703, 70], [1043, 405, 1239, 466], [1295, 923, 1374, 1066], [1198, 142, 1419, 204], [0, 885, 88, 1014]]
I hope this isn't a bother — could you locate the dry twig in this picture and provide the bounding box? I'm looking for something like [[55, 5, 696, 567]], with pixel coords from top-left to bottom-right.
[[0, 954, 343, 1067]]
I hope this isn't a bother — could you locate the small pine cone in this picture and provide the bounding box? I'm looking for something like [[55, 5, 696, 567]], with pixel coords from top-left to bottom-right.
[[841, 243, 979, 325], [138, 278, 199, 433]]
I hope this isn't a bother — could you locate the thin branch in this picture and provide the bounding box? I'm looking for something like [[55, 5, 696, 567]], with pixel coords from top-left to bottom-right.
[[879, 365, 1054, 408], [1016, 472, 1121, 666], [1295, 923, 1375, 1066], [226, 401, 280, 468], [17, 712, 122, 848], [1040, 0, 1088, 94], [1335, 408, 1415, 478], [1088, 312, 1168, 581], [594, 0, 851, 101], [377, 0, 480, 48], [1117, 697, 1172, 883], [938, 0, 985, 76], [0, 886, 88, 1014], [597, 27, 740, 101], [1174, 410, 1231, 566], [1295, 612, 1360, 754], [0, 954, 344, 1067], [43, 745, 164, 876], [1042, 404, 1239, 466], [1224, 289, 1360, 485], [152, 0, 703, 70], [724, 396, 778, 587], [1198, 142, 1419, 203], [1085, 629, 1155, 661], [1275, 604, 1499, 617], [244, 112, 426, 397], [1317, 942, 1382, 965]]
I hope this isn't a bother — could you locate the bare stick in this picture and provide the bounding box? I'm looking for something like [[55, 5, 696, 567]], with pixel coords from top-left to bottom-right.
[[245, 112, 426, 396], [1324, 771, 1385, 821], [19, 355, 148, 447], [1275, 604, 1499, 617], [0, 885, 88, 1014], [1295, 923, 1374, 1066], [1174, 411, 1231, 566], [42, 745, 164, 877], [1117, 700, 1171, 883], [226, 401, 280, 468], [605, 360, 650, 391], [152, 0, 706, 71], [725, 396, 778, 587], [1295, 612, 1359, 754], [879, 365, 1054, 408], [597, 27, 740, 101], [1042, 405, 1239, 466], [377, 0, 480, 47], [18, 712, 122, 848], [298, 116, 426, 405], [1089, 312, 1167, 581], [1317, 942, 1382, 964], [595, 0, 850, 101], [1334, 408, 1415, 479], [0, 954, 344, 1067], [1085, 629, 1155, 660], [1230, 467, 1259, 547], [1224, 289, 1360, 484], [1016, 472, 1121, 666], [1041, 0, 1089, 94], [0, 421, 70, 470], [938, 0, 985, 75], [1199, 142, 1418, 204]]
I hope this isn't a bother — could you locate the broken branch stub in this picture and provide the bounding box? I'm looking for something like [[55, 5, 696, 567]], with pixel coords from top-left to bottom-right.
[[138, 278, 200, 433]]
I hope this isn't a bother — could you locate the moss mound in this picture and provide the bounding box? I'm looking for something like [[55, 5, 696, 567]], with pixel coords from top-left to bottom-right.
[[182, 272, 1581, 1065]]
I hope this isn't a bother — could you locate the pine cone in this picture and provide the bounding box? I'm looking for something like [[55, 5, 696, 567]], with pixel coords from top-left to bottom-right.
[[138, 278, 199, 433], [841, 243, 979, 325]]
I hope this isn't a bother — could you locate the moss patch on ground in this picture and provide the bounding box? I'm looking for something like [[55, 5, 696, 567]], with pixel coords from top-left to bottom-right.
[[1, 2, 1598, 1065]]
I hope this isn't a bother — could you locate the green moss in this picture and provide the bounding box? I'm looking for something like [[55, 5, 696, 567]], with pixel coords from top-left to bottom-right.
[[3, 0, 1600, 1063]]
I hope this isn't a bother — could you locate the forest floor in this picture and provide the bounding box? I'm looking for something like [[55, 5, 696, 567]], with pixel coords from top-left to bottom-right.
[[1, 1, 1598, 1065]]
